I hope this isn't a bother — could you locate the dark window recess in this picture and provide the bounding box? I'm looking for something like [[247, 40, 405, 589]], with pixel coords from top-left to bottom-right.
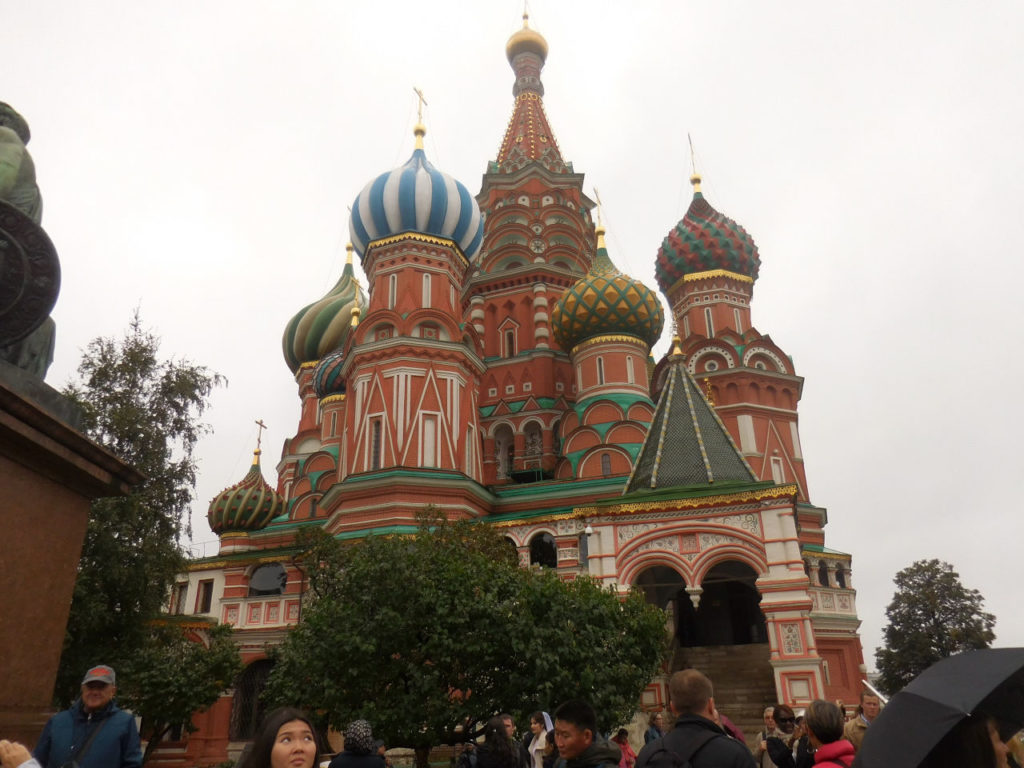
[[196, 580, 213, 613], [249, 563, 287, 597], [529, 533, 557, 569]]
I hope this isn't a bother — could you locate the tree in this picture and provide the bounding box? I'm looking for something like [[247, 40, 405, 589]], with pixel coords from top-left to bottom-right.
[[56, 312, 223, 704], [264, 514, 666, 768], [875, 558, 996, 694], [119, 621, 242, 764]]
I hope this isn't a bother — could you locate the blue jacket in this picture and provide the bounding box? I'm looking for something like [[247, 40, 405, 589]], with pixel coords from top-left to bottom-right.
[[33, 698, 142, 768]]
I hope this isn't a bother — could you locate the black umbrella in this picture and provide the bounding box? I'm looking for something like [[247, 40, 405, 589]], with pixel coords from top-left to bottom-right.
[[853, 648, 1024, 768]]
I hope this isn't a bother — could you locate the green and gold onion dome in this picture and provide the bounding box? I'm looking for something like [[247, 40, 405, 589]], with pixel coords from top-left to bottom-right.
[[655, 174, 760, 294], [551, 225, 664, 352], [282, 243, 368, 374], [207, 450, 284, 534]]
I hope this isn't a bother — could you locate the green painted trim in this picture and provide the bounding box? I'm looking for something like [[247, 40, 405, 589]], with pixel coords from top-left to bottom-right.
[[332, 525, 419, 541], [492, 475, 625, 502]]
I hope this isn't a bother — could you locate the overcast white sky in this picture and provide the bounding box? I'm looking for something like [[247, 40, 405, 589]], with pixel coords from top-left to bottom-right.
[[6, 1, 1023, 673]]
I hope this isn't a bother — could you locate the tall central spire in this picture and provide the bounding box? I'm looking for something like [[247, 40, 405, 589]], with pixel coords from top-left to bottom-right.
[[496, 12, 567, 174]]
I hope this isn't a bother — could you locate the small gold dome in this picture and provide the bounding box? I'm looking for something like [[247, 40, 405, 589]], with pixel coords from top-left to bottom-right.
[[506, 12, 548, 64]]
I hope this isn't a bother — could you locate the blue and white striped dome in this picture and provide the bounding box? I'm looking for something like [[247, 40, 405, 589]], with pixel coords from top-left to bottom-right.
[[349, 131, 484, 261]]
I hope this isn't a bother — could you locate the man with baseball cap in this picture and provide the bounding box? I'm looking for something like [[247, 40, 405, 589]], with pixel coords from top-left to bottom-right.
[[33, 664, 142, 768]]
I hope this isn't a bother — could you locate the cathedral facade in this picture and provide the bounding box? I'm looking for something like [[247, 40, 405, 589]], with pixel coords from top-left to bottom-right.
[[172, 16, 864, 765]]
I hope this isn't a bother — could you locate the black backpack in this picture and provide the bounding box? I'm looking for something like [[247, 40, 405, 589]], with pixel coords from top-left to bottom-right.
[[640, 729, 720, 768]]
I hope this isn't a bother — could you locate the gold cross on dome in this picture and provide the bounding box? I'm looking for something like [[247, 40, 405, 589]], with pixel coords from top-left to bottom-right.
[[255, 418, 267, 451], [593, 187, 604, 227], [413, 87, 428, 123]]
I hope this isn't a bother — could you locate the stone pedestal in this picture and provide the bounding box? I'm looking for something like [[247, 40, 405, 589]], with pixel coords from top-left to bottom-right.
[[0, 360, 142, 746]]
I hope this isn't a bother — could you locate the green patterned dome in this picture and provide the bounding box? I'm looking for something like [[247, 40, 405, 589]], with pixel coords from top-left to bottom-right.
[[551, 227, 664, 352], [282, 244, 368, 374], [207, 450, 284, 534], [655, 176, 760, 294]]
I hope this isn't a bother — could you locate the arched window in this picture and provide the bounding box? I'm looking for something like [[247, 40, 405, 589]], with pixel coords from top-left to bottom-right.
[[249, 563, 287, 596], [817, 560, 829, 588], [601, 453, 612, 477], [504, 329, 516, 358], [422, 273, 432, 308], [494, 425, 514, 479], [704, 307, 715, 336], [835, 566, 847, 589], [596, 356, 605, 385], [529, 532, 557, 568], [388, 273, 397, 310], [626, 356, 635, 384]]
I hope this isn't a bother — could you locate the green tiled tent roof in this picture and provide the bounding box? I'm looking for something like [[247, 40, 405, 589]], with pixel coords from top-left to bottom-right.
[[626, 352, 756, 492]]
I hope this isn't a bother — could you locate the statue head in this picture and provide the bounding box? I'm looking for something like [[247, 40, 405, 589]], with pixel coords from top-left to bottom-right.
[[0, 103, 31, 144]]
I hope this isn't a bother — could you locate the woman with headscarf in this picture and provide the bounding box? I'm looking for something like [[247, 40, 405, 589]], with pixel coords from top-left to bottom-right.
[[329, 720, 386, 768], [526, 712, 553, 768]]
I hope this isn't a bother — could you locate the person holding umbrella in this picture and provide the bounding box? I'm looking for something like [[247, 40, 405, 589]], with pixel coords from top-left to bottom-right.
[[853, 648, 1024, 768], [919, 714, 1009, 768]]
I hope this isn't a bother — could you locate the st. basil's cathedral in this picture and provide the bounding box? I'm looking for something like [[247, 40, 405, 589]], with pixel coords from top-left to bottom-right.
[[171, 15, 866, 764]]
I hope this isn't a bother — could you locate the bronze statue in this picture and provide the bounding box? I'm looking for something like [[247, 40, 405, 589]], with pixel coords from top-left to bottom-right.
[[0, 102, 58, 378], [0, 102, 42, 224]]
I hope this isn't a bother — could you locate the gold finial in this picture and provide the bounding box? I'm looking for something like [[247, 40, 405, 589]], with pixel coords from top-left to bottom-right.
[[345, 242, 354, 265], [703, 376, 715, 405], [350, 305, 361, 328], [687, 133, 701, 192], [671, 335, 684, 357], [413, 87, 428, 149], [522, 2, 530, 27], [593, 186, 604, 228]]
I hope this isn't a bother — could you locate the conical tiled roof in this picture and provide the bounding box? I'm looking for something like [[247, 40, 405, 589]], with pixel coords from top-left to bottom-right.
[[655, 176, 760, 294], [551, 226, 663, 352], [207, 450, 284, 534], [282, 244, 368, 374], [626, 342, 756, 493]]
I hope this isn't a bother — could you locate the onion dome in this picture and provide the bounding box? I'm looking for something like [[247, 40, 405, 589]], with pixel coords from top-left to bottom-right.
[[348, 124, 484, 261], [655, 174, 760, 295], [207, 450, 284, 534], [282, 244, 368, 374], [506, 12, 548, 65], [551, 226, 664, 352], [313, 348, 346, 399]]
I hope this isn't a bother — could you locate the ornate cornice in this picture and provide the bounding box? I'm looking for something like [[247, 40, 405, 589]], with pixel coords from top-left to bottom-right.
[[669, 269, 754, 296], [570, 333, 647, 356], [365, 232, 469, 266]]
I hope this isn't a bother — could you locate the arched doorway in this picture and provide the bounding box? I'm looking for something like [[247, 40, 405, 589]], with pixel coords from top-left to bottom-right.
[[691, 561, 767, 646], [230, 659, 274, 740], [633, 565, 698, 647], [529, 532, 557, 568]]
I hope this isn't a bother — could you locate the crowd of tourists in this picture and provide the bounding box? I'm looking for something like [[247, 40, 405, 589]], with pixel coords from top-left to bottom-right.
[[2, 661, 1023, 768]]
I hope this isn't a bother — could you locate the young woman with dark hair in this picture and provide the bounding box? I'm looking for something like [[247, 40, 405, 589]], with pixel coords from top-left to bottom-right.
[[239, 707, 320, 768]]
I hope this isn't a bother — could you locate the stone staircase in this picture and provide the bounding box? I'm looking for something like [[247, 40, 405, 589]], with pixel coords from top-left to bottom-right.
[[670, 643, 777, 751]]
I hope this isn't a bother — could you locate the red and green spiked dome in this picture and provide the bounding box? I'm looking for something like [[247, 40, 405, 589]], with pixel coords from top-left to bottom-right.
[[552, 226, 664, 352], [655, 175, 760, 294], [282, 244, 368, 374], [207, 450, 284, 534]]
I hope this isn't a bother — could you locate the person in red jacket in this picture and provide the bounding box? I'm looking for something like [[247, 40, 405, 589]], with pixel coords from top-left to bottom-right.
[[802, 701, 854, 768]]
